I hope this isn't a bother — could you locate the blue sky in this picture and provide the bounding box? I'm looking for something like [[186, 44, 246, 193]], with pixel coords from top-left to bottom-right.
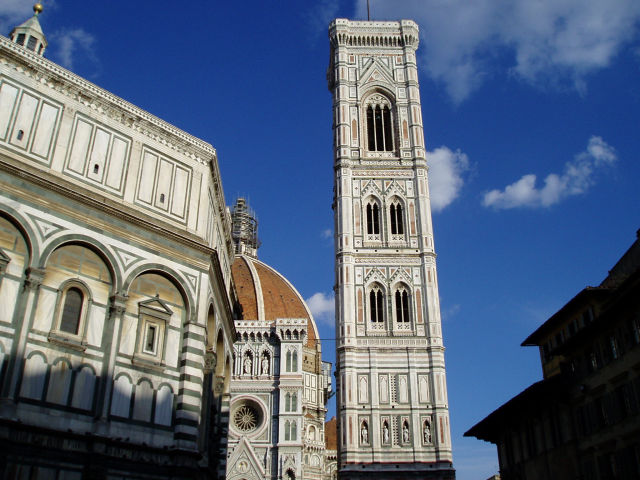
[[3, 1, 640, 478]]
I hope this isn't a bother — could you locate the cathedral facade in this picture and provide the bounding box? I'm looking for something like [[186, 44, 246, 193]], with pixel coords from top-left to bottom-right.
[[328, 19, 455, 479], [225, 199, 335, 480]]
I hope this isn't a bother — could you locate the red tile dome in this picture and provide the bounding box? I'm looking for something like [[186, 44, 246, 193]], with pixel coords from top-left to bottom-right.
[[232, 255, 318, 348]]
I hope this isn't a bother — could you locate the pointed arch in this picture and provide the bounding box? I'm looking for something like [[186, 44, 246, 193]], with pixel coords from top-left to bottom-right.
[[362, 90, 396, 153], [388, 196, 405, 236], [364, 196, 381, 237], [394, 282, 411, 323], [367, 282, 385, 323]]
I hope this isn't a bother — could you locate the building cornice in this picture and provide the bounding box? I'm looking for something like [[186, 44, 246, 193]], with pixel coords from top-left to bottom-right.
[[0, 35, 215, 166], [0, 153, 215, 259]]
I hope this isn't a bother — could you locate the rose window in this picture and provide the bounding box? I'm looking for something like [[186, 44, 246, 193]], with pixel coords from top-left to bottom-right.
[[234, 405, 258, 432], [231, 399, 264, 434]]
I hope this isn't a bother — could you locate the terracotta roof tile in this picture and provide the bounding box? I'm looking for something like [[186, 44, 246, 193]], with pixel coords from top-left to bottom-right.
[[231, 257, 258, 320], [231, 255, 317, 348], [325, 416, 337, 450]]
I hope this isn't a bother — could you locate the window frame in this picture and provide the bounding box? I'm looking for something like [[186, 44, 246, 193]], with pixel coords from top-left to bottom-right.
[[48, 280, 91, 350], [388, 199, 405, 240], [364, 93, 395, 154], [365, 199, 381, 240], [367, 283, 386, 329], [133, 297, 172, 368]]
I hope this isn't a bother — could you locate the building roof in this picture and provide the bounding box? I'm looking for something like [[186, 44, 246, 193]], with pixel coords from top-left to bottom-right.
[[231, 254, 318, 348]]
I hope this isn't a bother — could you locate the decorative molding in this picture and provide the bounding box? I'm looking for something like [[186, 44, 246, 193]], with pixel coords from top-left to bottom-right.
[[0, 38, 215, 166]]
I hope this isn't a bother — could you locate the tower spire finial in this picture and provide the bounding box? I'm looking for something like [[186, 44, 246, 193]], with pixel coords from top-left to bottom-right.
[[9, 3, 48, 56]]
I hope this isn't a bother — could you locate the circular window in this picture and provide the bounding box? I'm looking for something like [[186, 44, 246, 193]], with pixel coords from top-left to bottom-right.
[[232, 399, 264, 434]]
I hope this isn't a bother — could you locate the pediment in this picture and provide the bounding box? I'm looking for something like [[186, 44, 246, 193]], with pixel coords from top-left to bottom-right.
[[390, 267, 412, 286], [364, 267, 387, 285], [227, 437, 265, 480], [0, 248, 10, 264], [360, 57, 395, 89], [384, 179, 406, 197], [138, 296, 173, 316], [361, 179, 383, 197]]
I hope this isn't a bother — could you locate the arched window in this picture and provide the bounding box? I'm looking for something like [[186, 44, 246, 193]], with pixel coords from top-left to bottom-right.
[[291, 392, 298, 411], [285, 392, 291, 411], [365, 94, 394, 152], [366, 201, 380, 235], [394, 286, 410, 323], [292, 351, 298, 371], [60, 287, 83, 334], [286, 350, 292, 372], [368, 285, 384, 323], [389, 202, 404, 235]]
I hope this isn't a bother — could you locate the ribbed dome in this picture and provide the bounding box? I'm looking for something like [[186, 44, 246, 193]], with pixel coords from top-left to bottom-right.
[[231, 255, 318, 348]]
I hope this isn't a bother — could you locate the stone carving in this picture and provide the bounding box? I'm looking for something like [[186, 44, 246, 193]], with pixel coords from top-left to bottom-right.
[[204, 351, 216, 373], [423, 420, 432, 444], [243, 354, 252, 375], [361, 422, 368, 444], [402, 422, 410, 443], [382, 423, 389, 444], [261, 355, 269, 375]]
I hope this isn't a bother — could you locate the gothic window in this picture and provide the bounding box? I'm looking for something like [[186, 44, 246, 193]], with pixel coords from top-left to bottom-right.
[[366, 201, 380, 235], [285, 420, 297, 441], [389, 201, 404, 235], [368, 285, 384, 323], [394, 286, 410, 323], [365, 94, 394, 152], [285, 350, 298, 372], [231, 398, 264, 434]]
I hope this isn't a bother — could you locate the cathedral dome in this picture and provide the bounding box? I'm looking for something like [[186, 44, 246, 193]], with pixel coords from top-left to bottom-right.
[[232, 255, 318, 348]]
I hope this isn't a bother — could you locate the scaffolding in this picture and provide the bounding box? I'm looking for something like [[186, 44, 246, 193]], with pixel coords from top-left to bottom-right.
[[231, 198, 260, 257]]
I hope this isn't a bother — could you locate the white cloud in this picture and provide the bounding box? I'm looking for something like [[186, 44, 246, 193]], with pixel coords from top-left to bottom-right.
[[355, 0, 640, 103], [322, 228, 333, 239], [305, 0, 340, 41], [483, 136, 616, 209], [51, 28, 97, 72], [306, 292, 335, 326], [427, 146, 470, 212], [440, 303, 461, 322], [0, 1, 31, 34]]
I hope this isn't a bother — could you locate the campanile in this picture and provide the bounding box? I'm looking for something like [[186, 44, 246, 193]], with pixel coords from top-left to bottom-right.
[[328, 19, 455, 479]]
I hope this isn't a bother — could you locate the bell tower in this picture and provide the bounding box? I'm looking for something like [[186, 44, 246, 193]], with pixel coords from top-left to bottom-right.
[[328, 19, 455, 479]]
